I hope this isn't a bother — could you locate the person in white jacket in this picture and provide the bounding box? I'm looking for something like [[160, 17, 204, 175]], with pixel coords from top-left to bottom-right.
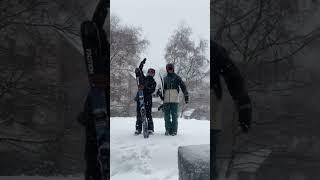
[[161, 63, 189, 136]]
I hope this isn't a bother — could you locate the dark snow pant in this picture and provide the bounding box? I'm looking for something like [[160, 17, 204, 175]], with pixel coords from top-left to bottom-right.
[[163, 103, 179, 134], [136, 99, 154, 131]]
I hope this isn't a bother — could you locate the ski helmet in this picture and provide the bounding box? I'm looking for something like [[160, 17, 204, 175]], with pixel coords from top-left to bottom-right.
[[166, 63, 174, 72], [147, 68, 155, 77]]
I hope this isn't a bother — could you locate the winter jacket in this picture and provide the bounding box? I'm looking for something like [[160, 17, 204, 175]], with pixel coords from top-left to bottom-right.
[[163, 73, 188, 103], [143, 76, 156, 98], [135, 75, 156, 102], [135, 60, 156, 102]]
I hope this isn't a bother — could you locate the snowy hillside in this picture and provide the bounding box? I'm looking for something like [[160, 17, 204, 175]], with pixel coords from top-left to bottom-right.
[[4, 117, 209, 180]]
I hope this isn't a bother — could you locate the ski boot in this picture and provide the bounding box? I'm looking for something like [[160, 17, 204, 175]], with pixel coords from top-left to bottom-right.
[[134, 130, 141, 135]]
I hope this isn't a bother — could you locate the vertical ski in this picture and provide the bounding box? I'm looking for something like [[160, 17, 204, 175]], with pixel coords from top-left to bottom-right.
[[80, 0, 109, 179], [157, 72, 164, 111], [159, 72, 164, 97], [136, 69, 149, 139]]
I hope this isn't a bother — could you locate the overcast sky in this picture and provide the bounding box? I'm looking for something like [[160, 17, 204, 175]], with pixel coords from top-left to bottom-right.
[[111, 0, 210, 72]]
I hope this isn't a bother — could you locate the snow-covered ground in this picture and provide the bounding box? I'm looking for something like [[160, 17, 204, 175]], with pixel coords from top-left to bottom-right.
[[110, 117, 210, 180], [3, 117, 209, 180]]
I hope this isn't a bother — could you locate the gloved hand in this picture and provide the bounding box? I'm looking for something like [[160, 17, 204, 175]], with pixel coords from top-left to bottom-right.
[[142, 58, 146, 64], [158, 104, 163, 111], [138, 84, 144, 90], [238, 96, 252, 133], [156, 88, 162, 96], [185, 95, 189, 104], [157, 88, 164, 100], [135, 68, 141, 76]]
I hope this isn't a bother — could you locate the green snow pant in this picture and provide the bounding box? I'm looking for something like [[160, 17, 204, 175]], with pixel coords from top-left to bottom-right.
[[163, 103, 179, 134]]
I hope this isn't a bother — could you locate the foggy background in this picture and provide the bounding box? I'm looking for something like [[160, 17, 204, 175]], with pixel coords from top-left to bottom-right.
[[111, 0, 210, 70], [109, 0, 210, 119]]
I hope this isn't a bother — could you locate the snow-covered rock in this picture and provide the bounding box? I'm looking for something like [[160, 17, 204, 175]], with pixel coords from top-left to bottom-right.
[[178, 144, 210, 180]]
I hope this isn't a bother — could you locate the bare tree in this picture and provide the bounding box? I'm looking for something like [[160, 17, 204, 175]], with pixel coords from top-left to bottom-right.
[[110, 15, 149, 115], [164, 23, 209, 118], [212, 0, 320, 76], [165, 23, 209, 89]]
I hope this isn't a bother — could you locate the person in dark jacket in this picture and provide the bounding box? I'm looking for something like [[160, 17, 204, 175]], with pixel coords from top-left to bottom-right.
[[161, 63, 189, 136], [211, 40, 252, 179], [134, 58, 157, 135]]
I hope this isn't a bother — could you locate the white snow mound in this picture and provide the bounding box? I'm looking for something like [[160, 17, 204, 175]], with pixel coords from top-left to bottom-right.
[[110, 117, 210, 180]]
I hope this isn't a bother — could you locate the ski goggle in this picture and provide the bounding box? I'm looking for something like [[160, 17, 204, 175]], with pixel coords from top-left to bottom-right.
[[147, 69, 155, 76]]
